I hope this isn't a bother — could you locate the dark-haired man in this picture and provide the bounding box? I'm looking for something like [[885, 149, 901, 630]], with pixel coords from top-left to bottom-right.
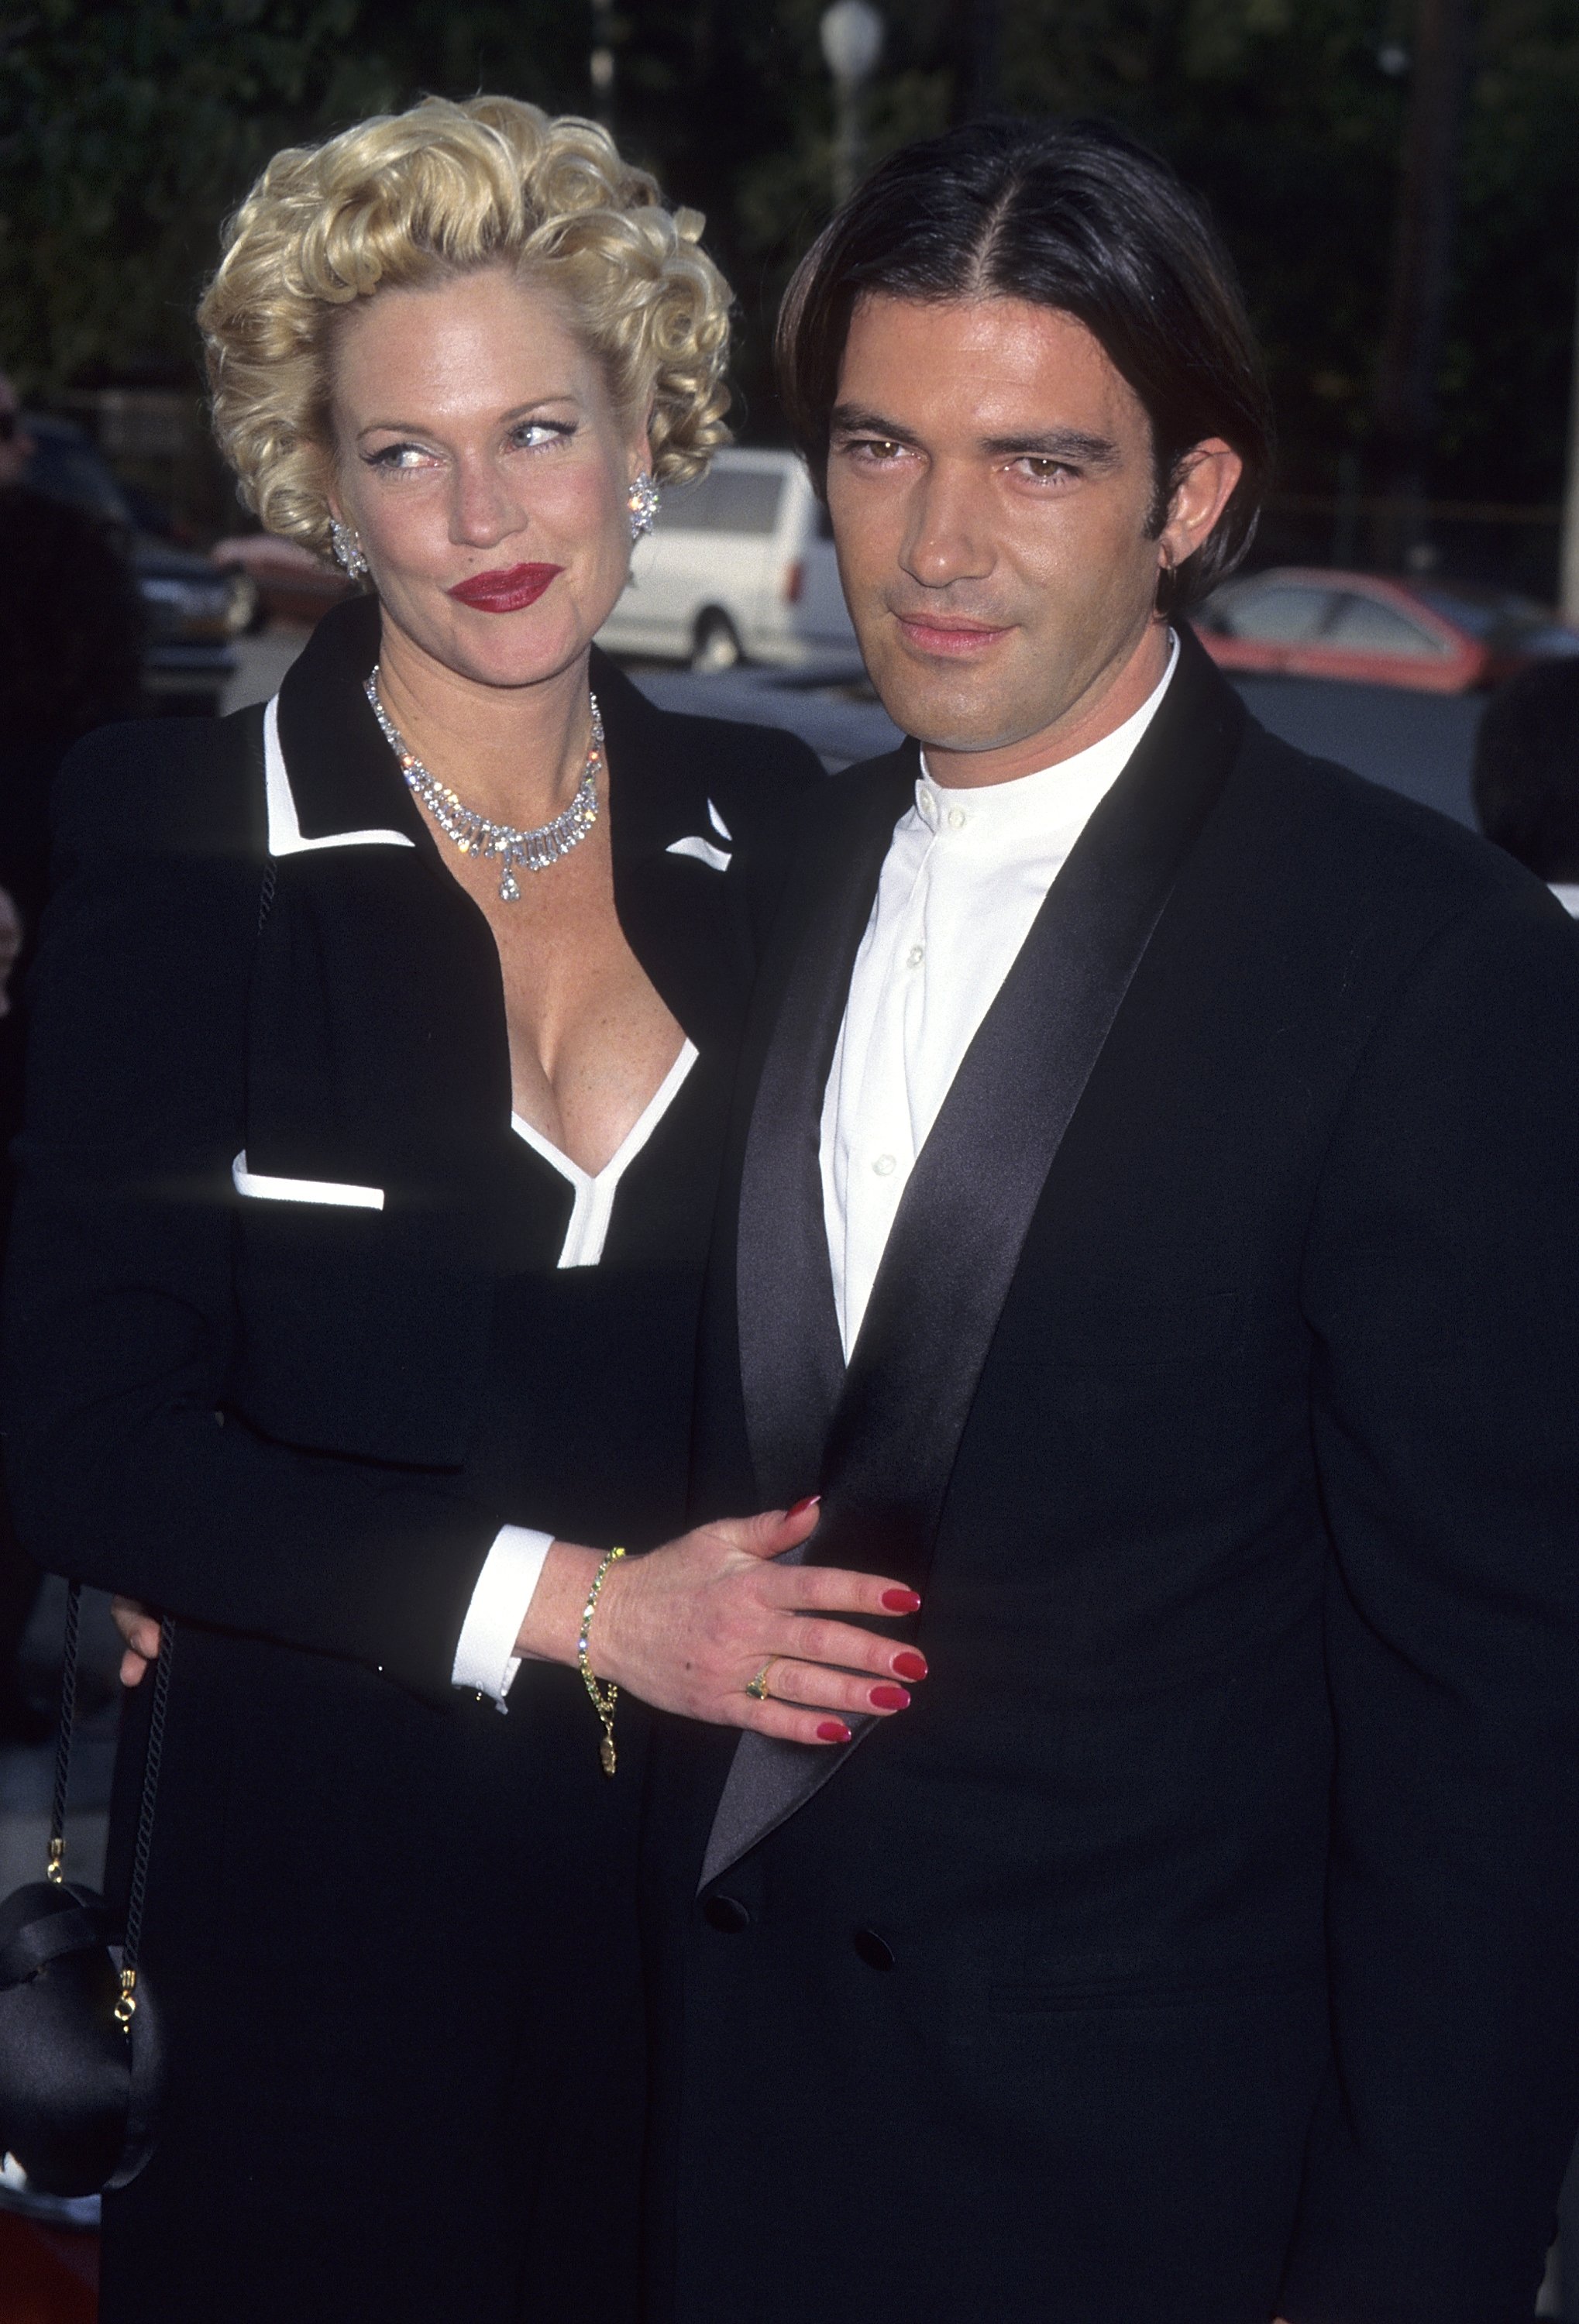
[[645, 119, 1579, 2324]]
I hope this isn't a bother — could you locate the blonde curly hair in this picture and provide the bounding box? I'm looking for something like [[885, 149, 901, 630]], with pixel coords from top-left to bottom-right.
[[198, 95, 733, 556]]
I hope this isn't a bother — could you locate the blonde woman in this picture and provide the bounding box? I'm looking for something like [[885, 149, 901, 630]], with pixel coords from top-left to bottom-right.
[[2, 98, 925, 2321]]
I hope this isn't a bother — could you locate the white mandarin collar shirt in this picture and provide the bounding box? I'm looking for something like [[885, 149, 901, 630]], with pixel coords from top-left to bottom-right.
[[820, 632, 1180, 1358]]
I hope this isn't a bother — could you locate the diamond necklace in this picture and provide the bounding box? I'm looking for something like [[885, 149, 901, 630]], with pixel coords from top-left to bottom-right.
[[363, 665, 603, 902]]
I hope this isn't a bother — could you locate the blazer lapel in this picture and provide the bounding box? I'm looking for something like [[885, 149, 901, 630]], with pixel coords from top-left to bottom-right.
[[273, 594, 428, 847], [595, 651, 755, 1055], [701, 634, 1246, 1888], [734, 753, 917, 1508]]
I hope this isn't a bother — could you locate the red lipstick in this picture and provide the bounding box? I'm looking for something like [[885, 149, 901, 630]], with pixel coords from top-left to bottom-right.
[[447, 562, 563, 614]]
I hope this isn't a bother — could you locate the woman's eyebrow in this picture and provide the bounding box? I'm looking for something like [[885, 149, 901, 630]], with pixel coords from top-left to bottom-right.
[[356, 394, 584, 439]]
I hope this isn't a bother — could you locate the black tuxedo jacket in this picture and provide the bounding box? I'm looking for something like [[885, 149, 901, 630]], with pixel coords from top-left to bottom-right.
[[648, 633, 1579, 2324]]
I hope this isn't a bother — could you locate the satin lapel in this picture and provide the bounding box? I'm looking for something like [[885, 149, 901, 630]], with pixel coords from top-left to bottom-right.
[[701, 635, 1246, 1889], [734, 753, 917, 1509]]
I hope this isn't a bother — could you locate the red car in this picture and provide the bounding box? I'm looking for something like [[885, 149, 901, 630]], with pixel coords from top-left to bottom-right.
[[1195, 567, 1579, 694]]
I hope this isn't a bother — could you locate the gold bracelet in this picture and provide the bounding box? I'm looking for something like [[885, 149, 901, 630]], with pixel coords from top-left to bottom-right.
[[577, 1547, 625, 1776]]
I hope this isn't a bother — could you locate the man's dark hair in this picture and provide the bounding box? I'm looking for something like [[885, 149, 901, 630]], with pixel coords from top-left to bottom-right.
[[777, 116, 1274, 615], [1472, 658, 1579, 884]]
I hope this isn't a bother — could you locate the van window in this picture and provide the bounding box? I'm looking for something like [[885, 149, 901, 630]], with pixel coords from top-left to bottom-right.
[[659, 466, 784, 536]]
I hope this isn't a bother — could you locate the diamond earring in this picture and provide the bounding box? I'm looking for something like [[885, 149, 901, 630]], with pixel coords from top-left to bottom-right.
[[330, 519, 370, 579], [627, 470, 659, 541]]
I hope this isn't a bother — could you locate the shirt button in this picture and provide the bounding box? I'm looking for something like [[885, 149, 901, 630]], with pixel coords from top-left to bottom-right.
[[947, 807, 967, 830], [906, 945, 924, 968], [917, 789, 934, 813], [873, 1153, 896, 1177]]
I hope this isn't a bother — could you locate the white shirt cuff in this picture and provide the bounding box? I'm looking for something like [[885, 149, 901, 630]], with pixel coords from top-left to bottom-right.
[[450, 1525, 555, 1710]]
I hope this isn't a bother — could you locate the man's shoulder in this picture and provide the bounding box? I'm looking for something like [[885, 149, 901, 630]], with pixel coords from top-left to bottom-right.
[[53, 703, 267, 862]]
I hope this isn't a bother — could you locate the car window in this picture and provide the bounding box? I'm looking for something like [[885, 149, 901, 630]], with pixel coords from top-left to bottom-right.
[[659, 466, 786, 536], [1325, 593, 1450, 657], [1411, 582, 1567, 651], [1218, 583, 1336, 642]]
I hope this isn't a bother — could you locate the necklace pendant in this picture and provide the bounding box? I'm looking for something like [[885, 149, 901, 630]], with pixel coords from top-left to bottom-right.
[[600, 1734, 617, 1777], [499, 867, 521, 902]]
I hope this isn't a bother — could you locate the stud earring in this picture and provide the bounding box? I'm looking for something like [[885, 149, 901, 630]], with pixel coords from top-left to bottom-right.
[[330, 519, 370, 579], [627, 469, 659, 542]]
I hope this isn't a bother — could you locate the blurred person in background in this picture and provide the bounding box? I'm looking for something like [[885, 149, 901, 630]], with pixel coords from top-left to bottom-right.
[[1, 98, 918, 2323], [0, 369, 34, 489], [0, 386, 144, 1741], [1474, 658, 1579, 919]]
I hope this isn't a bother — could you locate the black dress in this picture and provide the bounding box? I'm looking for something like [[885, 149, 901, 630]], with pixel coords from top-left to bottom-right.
[[0, 596, 817, 2320]]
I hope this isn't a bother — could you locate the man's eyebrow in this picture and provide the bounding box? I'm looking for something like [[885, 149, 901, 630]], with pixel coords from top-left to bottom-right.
[[829, 403, 911, 440], [829, 407, 1123, 469], [979, 428, 1122, 466]]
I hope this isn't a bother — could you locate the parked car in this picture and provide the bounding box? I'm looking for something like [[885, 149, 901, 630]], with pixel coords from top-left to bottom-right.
[[597, 448, 855, 671], [1195, 566, 1579, 694], [20, 414, 255, 713], [211, 531, 351, 630]]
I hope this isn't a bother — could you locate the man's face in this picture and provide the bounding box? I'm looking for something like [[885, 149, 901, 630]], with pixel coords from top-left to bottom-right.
[[0, 371, 33, 488], [824, 294, 1237, 778]]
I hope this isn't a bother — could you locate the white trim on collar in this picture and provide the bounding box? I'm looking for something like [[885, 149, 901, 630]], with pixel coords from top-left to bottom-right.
[[263, 694, 416, 858], [666, 834, 731, 871], [666, 795, 733, 871]]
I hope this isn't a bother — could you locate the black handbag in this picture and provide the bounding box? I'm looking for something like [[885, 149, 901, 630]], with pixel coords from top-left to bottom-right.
[[0, 1583, 171, 2195]]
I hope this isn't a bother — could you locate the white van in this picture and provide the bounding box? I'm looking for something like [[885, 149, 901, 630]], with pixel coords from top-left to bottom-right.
[[598, 448, 855, 671]]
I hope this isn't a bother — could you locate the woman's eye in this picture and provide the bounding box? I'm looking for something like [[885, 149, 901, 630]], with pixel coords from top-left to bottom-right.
[[366, 442, 439, 473], [508, 420, 574, 452]]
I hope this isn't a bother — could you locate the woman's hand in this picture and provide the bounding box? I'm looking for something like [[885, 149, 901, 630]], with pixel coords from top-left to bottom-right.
[[112, 1596, 161, 1688], [520, 1501, 927, 1747]]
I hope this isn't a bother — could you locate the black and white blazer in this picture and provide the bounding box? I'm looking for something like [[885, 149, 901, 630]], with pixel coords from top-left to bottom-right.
[[1, 594, 818, 1699]]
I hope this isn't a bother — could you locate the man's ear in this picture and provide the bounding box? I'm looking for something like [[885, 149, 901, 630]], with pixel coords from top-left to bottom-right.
[[1157, 438, 1243, 574]]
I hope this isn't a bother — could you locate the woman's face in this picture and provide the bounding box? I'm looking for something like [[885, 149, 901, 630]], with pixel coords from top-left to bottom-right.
[[326, 265, 648, 690]]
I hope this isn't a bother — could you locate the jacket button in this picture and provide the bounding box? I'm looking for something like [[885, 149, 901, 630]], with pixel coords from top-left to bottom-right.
[[853, 1926, 896, 1972], [703, 1894, 752, 1934]]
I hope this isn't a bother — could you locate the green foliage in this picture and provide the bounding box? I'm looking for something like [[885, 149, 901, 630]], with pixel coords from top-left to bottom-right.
[[1, 0, 1575, 512]]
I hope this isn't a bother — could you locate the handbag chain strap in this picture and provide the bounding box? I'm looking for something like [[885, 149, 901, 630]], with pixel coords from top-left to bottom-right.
[[46, 1579, 174, 2030]]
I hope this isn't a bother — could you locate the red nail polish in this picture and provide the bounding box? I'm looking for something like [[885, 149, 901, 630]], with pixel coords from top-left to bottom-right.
[[881, 1587, 922, 1614], [817, 1719, 851, 1744], [869, 1683, 910, 1711], [788, 1494, 822, 1518], [892, 1650, 927, 1683]]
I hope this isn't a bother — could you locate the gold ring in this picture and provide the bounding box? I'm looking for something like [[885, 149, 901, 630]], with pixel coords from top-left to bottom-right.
[[745, 1659, 777, 1703]]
